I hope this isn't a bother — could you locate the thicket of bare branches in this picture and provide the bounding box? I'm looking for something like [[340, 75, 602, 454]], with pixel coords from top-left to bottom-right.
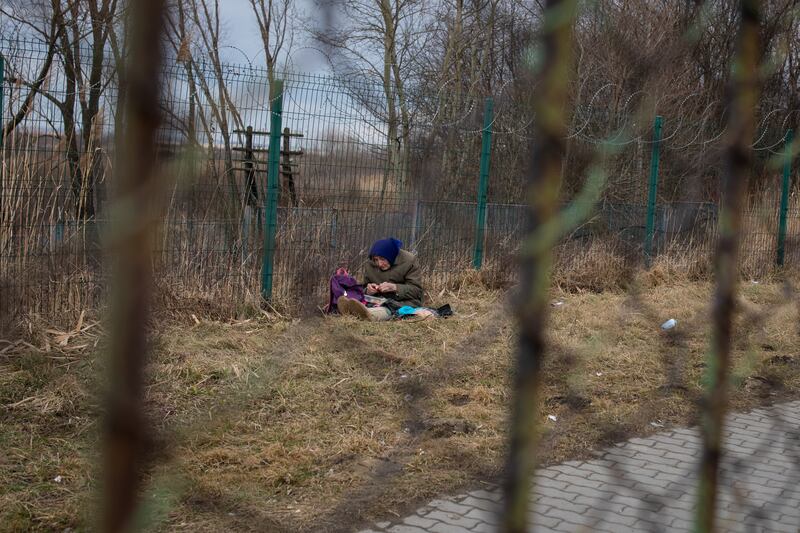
[[3, 0, 799, 207]]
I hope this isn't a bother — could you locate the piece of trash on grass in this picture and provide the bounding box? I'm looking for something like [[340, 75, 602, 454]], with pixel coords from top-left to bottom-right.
[[650, 421, 664, 428], [660, 318, 677, 330], [548, 415, 558, 422], [551, 300, 565, 307], [595, 372, 603, 377], [400, 374, 408, 380], [53, 475, 63, 483], [751, 280, 760, 285]]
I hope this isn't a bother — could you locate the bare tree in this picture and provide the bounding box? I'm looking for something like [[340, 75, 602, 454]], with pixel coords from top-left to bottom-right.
[[184, 0, 245, 219], [0, 7, 59, 141], [164, 0, 210, 147], [413, 0, 519, 199], [311, 0, 425, 199], [248, 0, 294, 85], [1, 0, 121, 220], [49, 0, 120, 220]]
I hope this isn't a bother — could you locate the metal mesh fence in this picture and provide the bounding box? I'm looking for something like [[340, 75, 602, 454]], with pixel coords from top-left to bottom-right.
[[0, 36, 797, 322]]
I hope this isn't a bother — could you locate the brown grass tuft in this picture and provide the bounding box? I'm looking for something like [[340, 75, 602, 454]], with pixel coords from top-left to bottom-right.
[[552, 238, 634, 292]]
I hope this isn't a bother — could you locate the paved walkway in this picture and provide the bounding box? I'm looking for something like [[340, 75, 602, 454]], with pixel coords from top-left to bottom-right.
[[359, 401, 800, 532]]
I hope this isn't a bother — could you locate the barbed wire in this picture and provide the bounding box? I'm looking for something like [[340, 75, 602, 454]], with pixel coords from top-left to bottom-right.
[[2, 34, 798, 156]]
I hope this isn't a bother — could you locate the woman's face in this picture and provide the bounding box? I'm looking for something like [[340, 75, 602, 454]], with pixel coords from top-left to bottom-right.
[[372, 256, 391, 271]]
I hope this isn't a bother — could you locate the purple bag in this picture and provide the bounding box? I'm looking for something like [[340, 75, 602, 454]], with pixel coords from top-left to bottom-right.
[[326, 268, 365, 313]]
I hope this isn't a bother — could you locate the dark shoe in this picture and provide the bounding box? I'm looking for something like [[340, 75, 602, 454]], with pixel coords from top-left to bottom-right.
[[436, 304, 453, 317], [337, 296, 369, 320]]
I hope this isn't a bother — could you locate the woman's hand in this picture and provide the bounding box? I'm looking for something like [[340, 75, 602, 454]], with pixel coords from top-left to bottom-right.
[[378, 282, 397, 293], [366, 283, 380, 295]]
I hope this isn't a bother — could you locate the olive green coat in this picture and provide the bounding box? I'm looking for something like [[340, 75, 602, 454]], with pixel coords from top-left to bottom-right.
[[363, 249, 424, 307]]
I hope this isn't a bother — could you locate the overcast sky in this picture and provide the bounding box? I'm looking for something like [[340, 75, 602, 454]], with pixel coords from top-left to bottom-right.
[[218, 0, 329, 74]]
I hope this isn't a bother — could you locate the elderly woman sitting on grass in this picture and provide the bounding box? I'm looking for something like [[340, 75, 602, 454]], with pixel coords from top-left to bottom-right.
[[338, 238, 424, 321]]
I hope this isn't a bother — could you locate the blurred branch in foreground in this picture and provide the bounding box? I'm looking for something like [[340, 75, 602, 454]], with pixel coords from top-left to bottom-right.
[[501, 0, 577, 531], [696, 0, 761, 531], [102, 0, 168, 531]]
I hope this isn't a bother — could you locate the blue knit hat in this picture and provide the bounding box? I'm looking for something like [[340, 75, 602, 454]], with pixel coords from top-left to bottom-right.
[[369, 238, 403, 265]]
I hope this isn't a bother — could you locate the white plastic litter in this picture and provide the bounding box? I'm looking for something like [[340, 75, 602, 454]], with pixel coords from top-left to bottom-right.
[[551, 300, 565, 307], [548, 415, 558, 422], [53, 476, 63, 483], [650, 421, 664, 428], [661, 318, 677, 330], [595, 372, 603, 377]]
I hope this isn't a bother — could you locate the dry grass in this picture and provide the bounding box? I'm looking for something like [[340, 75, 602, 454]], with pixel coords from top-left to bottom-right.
[[552, 238, 635, 292], [5, 145, 800, 326], [2, 281, 800, 531]]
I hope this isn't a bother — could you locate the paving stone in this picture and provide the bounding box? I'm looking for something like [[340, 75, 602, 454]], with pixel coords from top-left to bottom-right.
[[776, 504, 800, 518], [576, 462, 614, 476], [465, 489, 500, 502], [526, 512, 562, 529], [402, 515, 439, 529], [627, 437, 657, 447], [586, 507, 639, 527], [534, 468, 560, 479], [558, 483, 614, 503], [540, 507, 592, 526], [430, 501, 473, 516], [650, 442, 700, 457], [537, 495, 588, 514], [459, 497, 499, 513], [629, 450, 683, 467], [551, 472, 605, 490], [603, 452, 649, 468], [387, 526, 428, 533], [669, 518, 693, 531], [649, 434, 695, 448], [671, 428, 699, 439], [758, 521, 800, 533], [468, 523, 496, 533], [463, 508, 498, 525], [425, 510, 478, 530], [358, 400, 800, 533], [632, 519, 668, 532], [645, 461, 691, 477], [532, 476, 569, 492], [549, 464, 584, 476], [427, 522, 473, 533]]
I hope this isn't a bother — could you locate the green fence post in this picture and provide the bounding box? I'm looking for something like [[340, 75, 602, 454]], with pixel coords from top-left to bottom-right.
[[644, 115, 664, 266], [777, 128, 794, 266], [261, 80, 284, 301], [473, 97, 494, 269]]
